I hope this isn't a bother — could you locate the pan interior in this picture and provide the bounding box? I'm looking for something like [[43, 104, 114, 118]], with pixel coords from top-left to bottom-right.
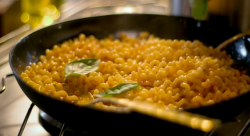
[[9, 14, 246, 123]]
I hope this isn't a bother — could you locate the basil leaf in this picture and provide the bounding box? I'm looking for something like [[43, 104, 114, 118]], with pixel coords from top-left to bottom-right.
[[64, 58, 100, 81], [94, 83, 140, 97]]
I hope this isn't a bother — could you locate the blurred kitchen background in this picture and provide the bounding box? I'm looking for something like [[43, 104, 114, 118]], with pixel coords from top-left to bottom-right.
[[0, 0, 250, 36], [0, 0, 250, 65]]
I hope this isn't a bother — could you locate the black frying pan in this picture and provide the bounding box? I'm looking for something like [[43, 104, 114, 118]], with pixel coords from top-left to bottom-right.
[[9, 14, 250, 135]]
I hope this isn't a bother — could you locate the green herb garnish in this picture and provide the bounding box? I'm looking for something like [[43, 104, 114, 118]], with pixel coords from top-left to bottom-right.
[[64, 58, 100, 81], [94, 83, 140, 97]]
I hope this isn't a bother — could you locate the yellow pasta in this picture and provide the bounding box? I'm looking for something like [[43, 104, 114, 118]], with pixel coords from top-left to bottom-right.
[[20, 32, 250, 109]]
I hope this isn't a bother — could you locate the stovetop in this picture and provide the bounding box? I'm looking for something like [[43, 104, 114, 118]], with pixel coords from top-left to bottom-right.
[[2, 0, 250, 136], [0, 63, 50, 136]]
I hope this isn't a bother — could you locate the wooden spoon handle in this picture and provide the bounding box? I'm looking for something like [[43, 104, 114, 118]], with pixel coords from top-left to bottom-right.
[[89, 98, 221, 132]]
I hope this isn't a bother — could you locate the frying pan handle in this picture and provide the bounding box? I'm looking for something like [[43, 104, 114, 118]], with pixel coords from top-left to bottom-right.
[[1, 73, 14, 94]]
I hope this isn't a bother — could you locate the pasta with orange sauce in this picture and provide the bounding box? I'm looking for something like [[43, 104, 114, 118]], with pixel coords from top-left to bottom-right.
[[20, 32, 250, 109]]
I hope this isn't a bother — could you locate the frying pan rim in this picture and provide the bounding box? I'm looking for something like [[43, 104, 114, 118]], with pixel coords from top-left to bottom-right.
[[8, 13, 246, 115]]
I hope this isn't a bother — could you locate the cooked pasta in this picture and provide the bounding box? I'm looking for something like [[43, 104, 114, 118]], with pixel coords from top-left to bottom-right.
[[20, 32, 250, 109]]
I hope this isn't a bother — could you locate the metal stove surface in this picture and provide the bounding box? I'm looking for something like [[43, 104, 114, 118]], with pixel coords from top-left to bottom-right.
[[0, 63, 50, 136]]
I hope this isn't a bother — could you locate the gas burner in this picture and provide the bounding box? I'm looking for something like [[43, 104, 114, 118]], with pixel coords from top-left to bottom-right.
[[38, 111, 206, 136], [39, 111, 97, 136]]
